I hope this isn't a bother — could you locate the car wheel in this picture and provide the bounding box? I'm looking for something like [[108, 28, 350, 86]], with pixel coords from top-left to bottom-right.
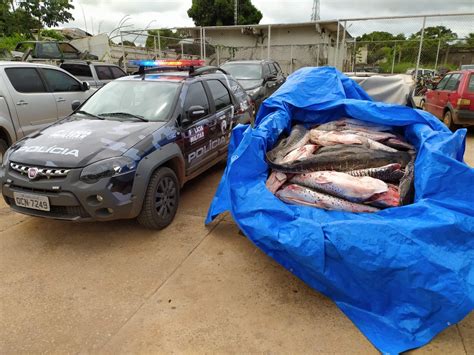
[[420, 99, 425, 110], [0, 139, 8, 162], [137, 167, 179, 229], [443, 110, 455, 131]]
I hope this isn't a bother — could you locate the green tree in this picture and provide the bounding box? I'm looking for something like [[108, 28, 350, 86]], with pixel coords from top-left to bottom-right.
[[146, 29, 185, 49], [410, 26, 458, 41], [19, 0, 74, 37], [465, 33, 474, 47], [0, 0, 40, 37], [187, 0, 262, 26], [356, 31, 406, 65]]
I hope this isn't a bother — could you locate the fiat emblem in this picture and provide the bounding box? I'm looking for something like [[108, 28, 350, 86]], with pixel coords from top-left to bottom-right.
[[28, 167, 39, 180]]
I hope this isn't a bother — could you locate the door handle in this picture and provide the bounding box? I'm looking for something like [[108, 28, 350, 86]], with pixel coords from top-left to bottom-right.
[[56, 97, 66, 102], [16, 100, 28, 106]]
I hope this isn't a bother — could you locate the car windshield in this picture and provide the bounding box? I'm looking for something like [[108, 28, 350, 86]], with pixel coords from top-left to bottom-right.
[[221, 63, 262, 80], [79, 80, 180, 122]]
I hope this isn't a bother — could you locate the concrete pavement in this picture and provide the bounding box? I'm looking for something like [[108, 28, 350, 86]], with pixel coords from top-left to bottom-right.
[[1, 131, 473, 353]]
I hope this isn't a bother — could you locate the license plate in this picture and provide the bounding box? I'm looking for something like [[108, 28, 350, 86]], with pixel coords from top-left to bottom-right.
[[13, 192, 50, 212]]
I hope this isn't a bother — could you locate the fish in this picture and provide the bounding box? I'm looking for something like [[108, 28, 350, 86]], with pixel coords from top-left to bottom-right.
[[366, 184, 400, 208], [267, 124, 309, 163], [268, 144, 412, 173], [341, 129, 397, 142], [346, 163, 405, 182], [315, 118, 393, 132], [383, 137, 415, 151], [290, 171, 387, 202], [280, 144, 319, 164], [276, 184, 380, 213], [310, 130, 397, 152], [399, 159, 415, 205], [266, 171, 288, 194]]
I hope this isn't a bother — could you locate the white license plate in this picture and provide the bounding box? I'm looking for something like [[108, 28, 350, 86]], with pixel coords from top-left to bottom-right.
[[13, 192, 50, 212]]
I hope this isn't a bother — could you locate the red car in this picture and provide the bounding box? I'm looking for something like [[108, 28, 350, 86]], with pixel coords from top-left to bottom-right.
[[421, 69, 474, 129]]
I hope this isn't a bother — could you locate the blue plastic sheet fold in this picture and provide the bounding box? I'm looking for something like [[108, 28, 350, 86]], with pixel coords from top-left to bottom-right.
[[206, 67, 474, 354]]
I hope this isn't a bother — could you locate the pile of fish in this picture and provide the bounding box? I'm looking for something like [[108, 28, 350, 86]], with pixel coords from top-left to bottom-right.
[[266, 118, 416, 213]]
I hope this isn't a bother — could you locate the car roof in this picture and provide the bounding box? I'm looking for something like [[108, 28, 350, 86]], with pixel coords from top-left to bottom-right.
[[116, 70, 233, 83], [222, 60, 272, 65], [0, 61, 65, 69], [61, 60, 119, 66]]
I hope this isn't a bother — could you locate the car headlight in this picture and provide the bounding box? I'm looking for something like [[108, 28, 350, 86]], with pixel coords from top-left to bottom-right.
[[247, 87, 262, 99], [80, 156, 137, 184], [2, 147, 12, 168]]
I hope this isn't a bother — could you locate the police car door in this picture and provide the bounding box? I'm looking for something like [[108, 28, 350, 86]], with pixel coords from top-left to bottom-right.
[[182, 81, 217, 173], [204, 79, 234, 154]]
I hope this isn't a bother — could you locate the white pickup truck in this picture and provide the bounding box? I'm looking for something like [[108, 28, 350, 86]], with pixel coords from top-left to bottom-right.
[[60, 61, 127, 88], [0, 61, 95, 158]]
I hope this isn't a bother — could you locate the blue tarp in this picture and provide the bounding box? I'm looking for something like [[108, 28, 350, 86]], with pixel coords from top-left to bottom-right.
[[206, 67, 474, 353]]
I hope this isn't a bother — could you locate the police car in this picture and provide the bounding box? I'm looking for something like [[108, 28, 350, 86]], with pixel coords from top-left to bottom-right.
[[0, 60, 253, 229]]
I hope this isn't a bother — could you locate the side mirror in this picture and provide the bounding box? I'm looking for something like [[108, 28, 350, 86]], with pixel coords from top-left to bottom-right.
[[265, 74, 277, 81], [82, 81, 90, 91], [71, 100, 81, 111], [187, 105, 207, 122]]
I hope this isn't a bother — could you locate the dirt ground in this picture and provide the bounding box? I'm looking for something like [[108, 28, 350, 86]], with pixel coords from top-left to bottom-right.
[[1, 130, 473, 354]]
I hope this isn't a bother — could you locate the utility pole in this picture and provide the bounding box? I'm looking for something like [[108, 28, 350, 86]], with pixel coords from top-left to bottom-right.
[[234, 0, 238, 25], [311, 0, 320, 21]]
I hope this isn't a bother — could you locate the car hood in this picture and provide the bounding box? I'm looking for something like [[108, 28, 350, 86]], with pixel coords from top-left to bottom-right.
[[237, 79, 263, 90], [9, 116, 165, 168]]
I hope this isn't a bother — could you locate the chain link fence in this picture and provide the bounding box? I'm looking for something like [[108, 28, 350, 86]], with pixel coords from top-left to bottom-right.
[[340, 13, 474, 74]]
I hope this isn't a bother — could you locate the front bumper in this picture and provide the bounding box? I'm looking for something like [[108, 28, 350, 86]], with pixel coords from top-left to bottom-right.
[[1, 164, 140, 221], [453, 109, 474, 126]]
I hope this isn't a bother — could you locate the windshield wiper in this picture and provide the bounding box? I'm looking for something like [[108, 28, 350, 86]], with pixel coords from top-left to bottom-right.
[[76, 110, 104, 119], [98, 112, 148, 122]]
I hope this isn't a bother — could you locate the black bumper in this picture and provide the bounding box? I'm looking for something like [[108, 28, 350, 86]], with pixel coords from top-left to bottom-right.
[[1, 166, 141, 221], [453, 109, 474, 126]]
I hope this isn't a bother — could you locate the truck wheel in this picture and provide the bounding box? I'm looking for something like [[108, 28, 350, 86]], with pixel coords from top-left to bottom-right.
[[0, 139, 8, 161], [137, 167, 179, 229], [443, 110, 455, 131]]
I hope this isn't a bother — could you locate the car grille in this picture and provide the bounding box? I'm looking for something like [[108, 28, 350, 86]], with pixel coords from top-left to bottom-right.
[[10, 162, 70, 179]]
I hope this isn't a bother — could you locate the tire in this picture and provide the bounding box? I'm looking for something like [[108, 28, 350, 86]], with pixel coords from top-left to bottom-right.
[[443, 110, 455, 131], [137, 167, 180, 229], [0, 139, 8, 162]]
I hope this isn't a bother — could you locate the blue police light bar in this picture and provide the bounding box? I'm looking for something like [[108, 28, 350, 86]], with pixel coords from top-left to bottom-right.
[[129, 59, 205, 68]]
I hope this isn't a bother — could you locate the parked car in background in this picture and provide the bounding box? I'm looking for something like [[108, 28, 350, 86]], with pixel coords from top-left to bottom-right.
[[0, 60, 253, 229], [0, 61, 95, 158], [11, 41, 98, 61], [460, 64, 474, 70], [406, 68, 436, 77], [220, 59, 285, 114], [421, 69, 474, 129], [60, 61, 127, 88]]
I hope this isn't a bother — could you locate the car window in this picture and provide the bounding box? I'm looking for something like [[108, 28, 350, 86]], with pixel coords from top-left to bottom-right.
[[42, 68, 83, 92], [184, 82, 209, 120], [263, 64, 271, 77], [5, 67, 46, 93], [444, 73, 461, 91], [37, 42, 61, 58], [468, 74, 474, 93], [110, 66, 126, 79], [58, 43, 78, 54], [436, 74, 451, 90], [60, 63, 93, 78], [95, 66, 114, 80], [207, 80, 232, 111], [220, 63, 262, 80], [274, 62, 282, 74], [269, 63, 278, 75]]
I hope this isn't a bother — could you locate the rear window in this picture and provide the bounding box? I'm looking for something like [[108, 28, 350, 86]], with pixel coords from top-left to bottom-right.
[[95, 66, 114, 80], [444, 73, 461, 91], [61, 63, 93, 78], [5, 67, 46, 93], [468, 74, 474, 92]]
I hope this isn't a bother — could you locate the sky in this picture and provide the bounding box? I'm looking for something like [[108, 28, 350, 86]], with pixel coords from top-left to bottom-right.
[[62, 0, 474, 40]]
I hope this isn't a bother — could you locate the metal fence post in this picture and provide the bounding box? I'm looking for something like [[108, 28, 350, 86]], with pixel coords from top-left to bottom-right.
[[414, 16, 426, 78], [120, 31, 127, 72], [290, 45, 293, 73], [316, 44, 320, 66], [434, 38, 441, 70], [153, 36, 157, 59], [391, 45, 396, 74], [200, 27, 203, 58], [157, 30, 161, 58], [352, 38, 356, 72], [203, 27, 206, 60], [341, 20, 347, 70], [267, 25, 271, 60], [335, 20, 340, 67]]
